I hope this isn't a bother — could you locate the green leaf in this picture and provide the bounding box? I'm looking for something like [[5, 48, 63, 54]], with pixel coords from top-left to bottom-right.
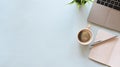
[[68, 1, 75, 4], [68, 0, 94, 7]]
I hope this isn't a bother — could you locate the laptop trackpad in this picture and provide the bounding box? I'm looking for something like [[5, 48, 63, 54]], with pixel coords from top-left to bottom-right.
[[105, 10, 120, 31], [88, 3, 110, 26]]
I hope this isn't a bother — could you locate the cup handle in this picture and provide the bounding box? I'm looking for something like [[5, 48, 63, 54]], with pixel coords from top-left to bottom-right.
[[86, 24, 91, 29]]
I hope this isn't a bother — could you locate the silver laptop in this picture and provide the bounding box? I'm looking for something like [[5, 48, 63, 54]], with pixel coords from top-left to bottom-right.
[[88, 0, 120, 31]]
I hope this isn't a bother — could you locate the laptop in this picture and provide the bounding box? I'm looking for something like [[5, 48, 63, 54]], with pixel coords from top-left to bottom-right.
[[88, 0, 120, 31]]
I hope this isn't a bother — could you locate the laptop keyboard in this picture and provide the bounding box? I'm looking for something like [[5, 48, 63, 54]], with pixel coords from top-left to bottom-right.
[[97, 0, 120, 11]]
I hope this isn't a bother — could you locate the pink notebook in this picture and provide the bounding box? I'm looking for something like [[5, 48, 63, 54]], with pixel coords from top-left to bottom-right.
[[89, 30, 120, 67]]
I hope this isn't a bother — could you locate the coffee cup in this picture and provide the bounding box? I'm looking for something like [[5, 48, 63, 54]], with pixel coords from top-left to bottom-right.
[[77, 25, 93, 45]]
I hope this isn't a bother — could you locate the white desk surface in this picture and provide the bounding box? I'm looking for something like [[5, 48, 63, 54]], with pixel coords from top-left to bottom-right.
[[0, 0, 120, 67]]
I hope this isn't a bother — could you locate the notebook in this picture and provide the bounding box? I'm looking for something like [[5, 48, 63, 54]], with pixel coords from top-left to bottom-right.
[[89, 30, 120, 67]]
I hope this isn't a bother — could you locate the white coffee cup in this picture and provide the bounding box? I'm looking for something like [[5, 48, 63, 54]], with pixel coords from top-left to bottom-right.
[[77, 25, 93, 45]]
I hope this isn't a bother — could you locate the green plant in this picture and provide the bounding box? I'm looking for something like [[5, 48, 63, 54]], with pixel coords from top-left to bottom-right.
[[69, 0, 93, 7]]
